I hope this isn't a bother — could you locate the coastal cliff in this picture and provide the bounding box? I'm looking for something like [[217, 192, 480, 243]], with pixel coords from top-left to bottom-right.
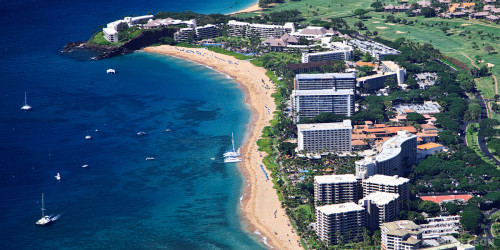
[[62, 28, 176, 59]]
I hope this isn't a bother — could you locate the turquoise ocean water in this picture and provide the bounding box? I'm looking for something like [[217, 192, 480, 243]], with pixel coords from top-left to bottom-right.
[[0, 0, 265, 249]]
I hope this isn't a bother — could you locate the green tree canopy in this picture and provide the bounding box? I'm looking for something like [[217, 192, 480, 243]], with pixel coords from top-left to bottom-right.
[[418, 200, 441, 216], [406, 113, 426, 124]]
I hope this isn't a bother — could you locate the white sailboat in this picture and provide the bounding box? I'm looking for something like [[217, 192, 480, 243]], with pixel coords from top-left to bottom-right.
[[36, 193, 52, 225], [224, 157, 242, 163], [21, 92, 32, 111], [55, 173, 61, 181], [223, 133, 241, 158]]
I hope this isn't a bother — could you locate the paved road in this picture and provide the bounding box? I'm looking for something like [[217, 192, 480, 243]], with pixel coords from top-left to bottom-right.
[[475, 94, 500, 165]]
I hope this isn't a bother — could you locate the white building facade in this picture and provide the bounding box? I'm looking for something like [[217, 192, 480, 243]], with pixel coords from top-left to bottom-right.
[[298, 121, 352, 154], [227, 20, 294, 39], [295, 73, 356, 91], [359, 192, 400, 230], [316, 203, 366, 244], [291, 89, 355, 122], [314, 174, 361, 204], [362, 175, 410, 201], [356, 131, 417, 179], [381, 220, 422, 250]]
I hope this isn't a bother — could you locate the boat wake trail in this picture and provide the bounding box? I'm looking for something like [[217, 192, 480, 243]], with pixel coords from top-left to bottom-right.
[[51, 214, 62, 221]]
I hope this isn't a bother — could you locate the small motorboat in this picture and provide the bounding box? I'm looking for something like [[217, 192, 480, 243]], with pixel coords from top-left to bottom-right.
[[146, 157, 155, 161], [81, 164, 88, 168], [85, 135, 92, 140], [106, 69, 116, 74], [55, 173, 61, 181]]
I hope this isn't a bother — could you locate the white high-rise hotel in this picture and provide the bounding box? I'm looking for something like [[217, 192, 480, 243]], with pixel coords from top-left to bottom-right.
[[297, 120, 352, 154], [356, 130, 417, 179], [291, 89, 354, 122], [294, 73, 356, 91]]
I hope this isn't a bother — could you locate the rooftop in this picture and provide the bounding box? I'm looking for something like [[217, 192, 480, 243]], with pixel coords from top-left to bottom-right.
[[315, 174, 359, 184], [382, 220, 422, 237], [292, 88, 354, 96], [363, 174, 410, 186], [296, 26, 335, 36], [298, 120, 352, 131], [381, 61, 401, 71], [394, 101, 441, 114], [417, 142, 443, 150], [420, 194, 472, 204], [296, 72, 356, 80], [360, 192, 400, 205], [288, 61, 336, 71], [356, 131, 417, 166], [316, 202, 365, 215]]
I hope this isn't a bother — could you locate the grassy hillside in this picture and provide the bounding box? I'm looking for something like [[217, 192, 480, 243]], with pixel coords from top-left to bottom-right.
[[343, 13, 500, 98]]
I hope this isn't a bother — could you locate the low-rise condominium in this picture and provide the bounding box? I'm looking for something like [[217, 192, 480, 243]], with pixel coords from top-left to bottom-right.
[[381, 220, 422, 250]]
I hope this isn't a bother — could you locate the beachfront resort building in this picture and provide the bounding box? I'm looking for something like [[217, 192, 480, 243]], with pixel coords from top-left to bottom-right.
[[294, 73, 356, 90], [301, 41, 353, 63], [292, 26, 338, 40], [174, 28, 195, 42], [381, 220, 422, 250], [103, 20, 125, 43], [359, 192, 400, 230], [302, 49, 352, 63], [316, 203, 366, 244], [143, 18, 183, 29], [357, 61, 406, 92], [227, 20, 295, 39], [174, 23, 219, 42], [362, 175, 410, 201], [314, 174, 361, 205], [103, 15, 155, 43], [291, 89, 355, 122], [356, 130, 417, 179], [348, 39, 401, 61], [298, 120, 352, 154], [195, 24, 219, 39]]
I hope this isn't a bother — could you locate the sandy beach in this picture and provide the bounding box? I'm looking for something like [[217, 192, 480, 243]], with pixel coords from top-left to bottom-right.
[[231, 2, 262, 15], [143, 45, 302, 249]]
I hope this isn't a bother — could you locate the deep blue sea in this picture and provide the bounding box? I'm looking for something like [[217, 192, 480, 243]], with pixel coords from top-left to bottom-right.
[[0, 0, 265, 249]]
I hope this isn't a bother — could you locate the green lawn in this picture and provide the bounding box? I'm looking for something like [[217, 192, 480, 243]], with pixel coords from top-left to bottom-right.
[[88, 31, 111, 46], [475, 76, 497, 99], [344, 12, 500, 102], [236, 0, 374, 19]]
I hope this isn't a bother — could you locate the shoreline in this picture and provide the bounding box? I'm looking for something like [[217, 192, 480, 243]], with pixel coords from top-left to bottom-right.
[[230, 1, 262, 15], [142, 45, 301, 249]]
